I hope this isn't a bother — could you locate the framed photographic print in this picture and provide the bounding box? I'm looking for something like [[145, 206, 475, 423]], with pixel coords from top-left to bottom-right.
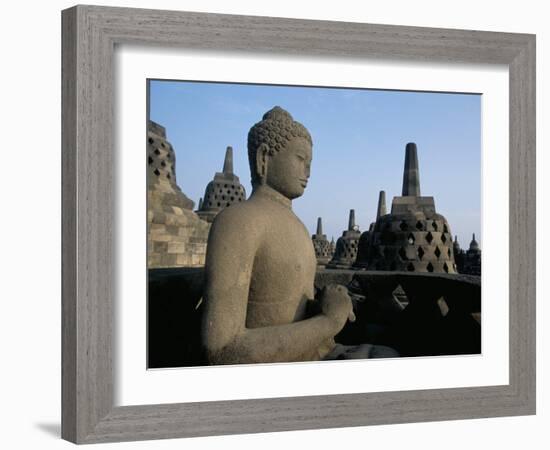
[[62, 4, 535, 444]]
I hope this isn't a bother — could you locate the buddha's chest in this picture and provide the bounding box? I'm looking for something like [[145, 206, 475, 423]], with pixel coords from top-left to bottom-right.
[[253, 211, 316, 291]]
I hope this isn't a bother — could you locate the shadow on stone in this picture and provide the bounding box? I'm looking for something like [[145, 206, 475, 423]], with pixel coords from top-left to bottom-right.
[[148, 268, 481, 367]]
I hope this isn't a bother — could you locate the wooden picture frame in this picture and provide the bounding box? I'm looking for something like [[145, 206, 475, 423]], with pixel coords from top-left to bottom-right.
[[61, 5, 536, 444]]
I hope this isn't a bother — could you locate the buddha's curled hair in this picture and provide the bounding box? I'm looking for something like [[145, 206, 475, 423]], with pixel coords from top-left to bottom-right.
[[247, 106, 312, 184]]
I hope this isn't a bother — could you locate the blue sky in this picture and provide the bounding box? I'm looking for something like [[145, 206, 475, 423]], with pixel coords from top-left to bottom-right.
[[149, 80, 481, 249]]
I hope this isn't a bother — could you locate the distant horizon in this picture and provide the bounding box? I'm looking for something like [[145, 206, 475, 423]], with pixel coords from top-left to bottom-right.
[[149, 80, 481, 250]]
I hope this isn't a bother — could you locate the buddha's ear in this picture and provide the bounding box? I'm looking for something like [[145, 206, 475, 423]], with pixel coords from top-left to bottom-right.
[[255, 143, 270, 184]]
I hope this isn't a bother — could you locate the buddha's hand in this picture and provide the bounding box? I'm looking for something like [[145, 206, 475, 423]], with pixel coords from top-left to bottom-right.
[[319, 284, 355, 332]]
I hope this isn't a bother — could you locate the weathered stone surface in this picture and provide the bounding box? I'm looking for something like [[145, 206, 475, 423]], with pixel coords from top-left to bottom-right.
[[355, 143, 457, 273], [149, 268, 481, 367], [312, 217, 332, 266], [196, 146, 247, 223], [402, 142, 421, 196], [327, 209, 361, 269], [147, 120, 210, 268], [201, 107, 358, 365]]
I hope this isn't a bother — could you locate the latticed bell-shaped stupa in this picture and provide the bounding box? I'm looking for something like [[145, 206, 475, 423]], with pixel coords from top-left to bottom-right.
[[453, 235, 462, 255], [365, 143, 457, 273], [354, 190, 386, 269], [464, 233, 482, 275], [147, 120, 210, 268], [311, 217, 332, 266], [327, 210, 361, 269], [197, 146, 247, 223]]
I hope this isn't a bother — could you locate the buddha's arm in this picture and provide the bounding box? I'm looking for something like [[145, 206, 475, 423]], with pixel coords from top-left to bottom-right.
[[201, 209, 348, 365]]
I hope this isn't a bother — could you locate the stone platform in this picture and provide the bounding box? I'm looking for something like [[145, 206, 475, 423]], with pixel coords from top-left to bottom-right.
[[148, 269, 481, 368]]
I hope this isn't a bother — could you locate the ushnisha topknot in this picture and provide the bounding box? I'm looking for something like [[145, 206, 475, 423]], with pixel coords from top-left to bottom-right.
[[247, 106, 312, 184]]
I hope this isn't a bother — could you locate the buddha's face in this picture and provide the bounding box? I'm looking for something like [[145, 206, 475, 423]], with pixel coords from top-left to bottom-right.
[[265, 136, 312, 200]]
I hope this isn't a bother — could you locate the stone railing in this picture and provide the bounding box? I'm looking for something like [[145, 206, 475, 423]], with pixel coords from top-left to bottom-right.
[[148, 268, 480, 368]]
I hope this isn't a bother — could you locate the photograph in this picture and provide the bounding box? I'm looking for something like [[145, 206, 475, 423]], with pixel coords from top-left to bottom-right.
[[146, 80, 482, 368], [54, 4, 537, 445]]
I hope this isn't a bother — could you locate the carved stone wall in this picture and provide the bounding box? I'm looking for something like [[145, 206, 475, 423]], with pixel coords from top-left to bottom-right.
[[147, 120, 210, 268]]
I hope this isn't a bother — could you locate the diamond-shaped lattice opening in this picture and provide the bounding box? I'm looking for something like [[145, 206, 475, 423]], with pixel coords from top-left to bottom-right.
[[432, 221, 438, 231], [148, 156, 153, 165], [398, 247, 407, 260], [435, 246, 441, 258], [166, 173, 171, 179], [416, 221, 423, 230], [161, 142, 166, 148], [441, 234, 447, 243], [443, 262, 449, 273], [153, 168, 160, 176], [154, 148, 161, 155], [399, 221, 408, 231], [407, 263, 415, 272], [417, 247, 425, 260], [448, 248, 452, 257], [161, 161, 166, 167], [148, 137, 154, 145], [427, 262, 434, 272], [408, 233, 415, 245], [426, 232, 434, 244], [443, 224, 449, 233]]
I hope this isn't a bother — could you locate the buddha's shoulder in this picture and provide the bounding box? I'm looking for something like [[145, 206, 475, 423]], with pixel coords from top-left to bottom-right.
[[210, 200, 272, 231]]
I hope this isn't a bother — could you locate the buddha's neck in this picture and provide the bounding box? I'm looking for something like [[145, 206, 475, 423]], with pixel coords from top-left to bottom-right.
[[252, 184, 292, 209]]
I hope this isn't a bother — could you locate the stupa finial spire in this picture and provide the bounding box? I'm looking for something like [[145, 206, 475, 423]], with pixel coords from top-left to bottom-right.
[[316, 217, 323, 235], [402, 142, 421, 196], [348, 209, 356, 231], [376, 190, 387, 219], [222, 146, 234, 174]]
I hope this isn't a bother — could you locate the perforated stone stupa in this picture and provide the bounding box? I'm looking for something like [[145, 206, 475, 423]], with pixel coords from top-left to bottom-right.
[[311, 217, 332, 266], [147, 120, 210, 268], [197, 146, 247, 223], [327, 209, 361, 269], [363, 143, 457, 273], [454, 234, 482, 275], [354, 190, 386, 269]]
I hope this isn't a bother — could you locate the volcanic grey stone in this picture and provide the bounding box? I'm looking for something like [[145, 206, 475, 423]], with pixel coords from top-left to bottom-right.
[[357, 143, 457, 273], [197, 146, 247, 223], [327, 209, 362, 269], [201, 107, 356, 365], [402, 142, 421, 196], [149, 268, 481, 367], [312, 217, 332, 266], [147, 120, 210, 268]]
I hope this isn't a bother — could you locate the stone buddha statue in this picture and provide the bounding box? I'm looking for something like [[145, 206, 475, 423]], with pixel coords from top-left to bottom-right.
[[201, 106, 356, 364]]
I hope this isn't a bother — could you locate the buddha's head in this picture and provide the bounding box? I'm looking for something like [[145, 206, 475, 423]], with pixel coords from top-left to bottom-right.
[[248, 106, 313, 200]]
